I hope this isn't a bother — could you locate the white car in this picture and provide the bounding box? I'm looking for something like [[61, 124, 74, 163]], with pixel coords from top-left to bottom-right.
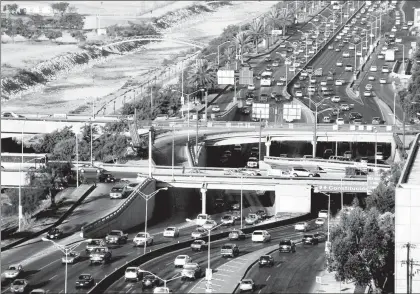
[[320, 80, 327, 86], [294, 83, 301, 89], [163, 227, 180, 238], [294, 222, 309, 232], [196, 214, 210, 226], [328, 45, 334, 50], [295, 91, 303, 97], [212, 105, 220, 112], [191, 227, 208, 239], [1, 111, 24, 118], [380, 78, 387, 84], [318, 210, 328, 218], [323, 116, 331, 123], [396, 37, 402, 43], [408, 21, 414, 26], [335, 80, 344, 86], [61, 252, 80, 264], [3, 264, 24, 279], [153, 287, 172, 293], [247, 157, 258, 168], [290, 167, 317, 177], [239, 279, 255, 292], [331, 96, 341, 103], [364, 91, 372, 97], [315, 218, 325, 226], [345, 65, 353, 71], [342, 51, 350, 58], [202, 220, 218, 230], [368, 76, 375, 81], [378, 54, 384, 59], [125, 267, 141, 282], [251, 230, 271, 243], [336, 60, 343, 67], [133, 232, 154, 246], [365, 84, 372, 91], [174, 255, 192, 268], [336, 118, 345, 125], [272, 61, 279, 67], [370, 65, 377, 72], [248, 84, 256, 90], [245, 98, 253, 106], [382, 66, 389, 73], [402, 25, 408, 30], [349, 44, 355, 50], [308, 85, 316, 92], [310, 77, 316, 84]]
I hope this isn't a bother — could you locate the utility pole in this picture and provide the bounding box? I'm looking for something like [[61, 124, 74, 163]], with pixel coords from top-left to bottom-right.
[[402, 243, 415, 293]]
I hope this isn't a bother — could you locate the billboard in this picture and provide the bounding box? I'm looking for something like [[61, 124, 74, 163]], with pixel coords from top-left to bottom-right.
[[275, 184, 311, 213], [239, 68, 253, 85], [1, 171, 29, 186], [415, 8, 420, 27], [252, 103, 269, 120], [283, 103, 301, 122], [217, 70, 234, 85], [271, 29, 283, 35]]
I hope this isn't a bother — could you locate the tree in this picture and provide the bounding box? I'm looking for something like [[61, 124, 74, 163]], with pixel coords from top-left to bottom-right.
[[45, 30, 62, 40], [32, 127, 75, 153], [27, 162, 73, 207], [232, 31, 252, 64], [51, 2, 70, 16], [103, 120, 129, 134], [187, 59, 217, 95], [276, 7, 295, 36], [52, 137, 76, 161], [365, 183, 395, 214], [59, 13, 85, 30], [328, 207, 394, 293], [5, 4, 19, 15], [93, 134, 128, 163], [246, 18, 264, 54]]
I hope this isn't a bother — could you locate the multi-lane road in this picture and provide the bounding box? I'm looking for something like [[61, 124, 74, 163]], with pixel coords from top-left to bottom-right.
[[105, 219, 319, 293]]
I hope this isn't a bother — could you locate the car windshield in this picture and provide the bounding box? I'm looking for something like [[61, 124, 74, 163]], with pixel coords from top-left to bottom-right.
[[222, 245, 233, 249], [223, 216, 231, 220], [242, 280, 252, 284], [177, 256, 186, 259], [89, 240, 101, 246], [109, 231, 120, 236], [111, 187, 123, 192], [154, 288, 169, 293], [248, 214, 257, 219], [253, 231, 263, 235], [68, 252, 77, 257], [136, 233, 146, 238], [195, 228, 205, 233], [260, 256, 269, 260], [280, 240, 292, 246], [166, 228, 174, 231], [126, 268, 137, 273], [193, 240, 203, 244], [204, 221, 213, 225], [79, 275, 91, 280], [93, 248, 105, 253], [197, 215, 207, 220], [13, 280, 25, 285], [317, 218, 324, 222], [304, 235, 313, 238], [144, 275, 155, 280], [49, 228, 58, 233]]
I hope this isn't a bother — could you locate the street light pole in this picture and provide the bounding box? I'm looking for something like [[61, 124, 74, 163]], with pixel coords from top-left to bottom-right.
[[42, 238, 91, 294], [18, 120, 26, 232], [240, 176, 243, 229], [374, 128, 378, 169], [172, 125, 175, 179], [76, 133, 79, 187], [137, 187, 168, 254], [321, 192, 331, 243]]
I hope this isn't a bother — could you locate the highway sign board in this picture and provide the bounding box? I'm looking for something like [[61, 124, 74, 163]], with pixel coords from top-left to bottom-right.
[[239, 68, 253, 85], [367, 172, 381, 195], [252, 103, 269, 120], [217, 70, 234, 85], [314, 182, 367, 193], [283, 103, 301, 122], [271, 29, 283, 35]]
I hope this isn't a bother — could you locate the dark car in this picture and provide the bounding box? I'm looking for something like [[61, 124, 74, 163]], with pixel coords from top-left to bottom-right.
[[47, 228, 63, 239], [142, 275, 160, 288], [260, 94, 269, 102], [323, 149, 333, 159], [255, 210, 268, 220], [214, 198, 225, 209], [264, 57, 272, 62], [75, 274, 94, 288], [98, 173, 115, 183], [279, 239, 296, 253], [259, 255, 274, 267], [229, 229, 246, 240], [241, 107, 250, 114], [349, 112, 362, 120], [302, 234, 319, 245]]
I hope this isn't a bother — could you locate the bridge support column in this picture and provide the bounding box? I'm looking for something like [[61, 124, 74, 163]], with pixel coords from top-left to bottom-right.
[[265, 140, 271, 157], [200, 187, 207, 214]]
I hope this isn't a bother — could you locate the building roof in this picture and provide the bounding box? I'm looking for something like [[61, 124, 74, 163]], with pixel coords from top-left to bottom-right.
[[398, 133, 420, 186]]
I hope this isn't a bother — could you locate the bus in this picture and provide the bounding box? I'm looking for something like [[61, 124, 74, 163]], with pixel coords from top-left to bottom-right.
[[260, 71, 273, 87], [1, 153, 48, 170]]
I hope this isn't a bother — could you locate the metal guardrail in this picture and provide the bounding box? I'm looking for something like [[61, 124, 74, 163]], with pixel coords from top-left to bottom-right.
[[80, 179, 152, 236], [264, 156, 390, 169], [398, 133, 420, 185]]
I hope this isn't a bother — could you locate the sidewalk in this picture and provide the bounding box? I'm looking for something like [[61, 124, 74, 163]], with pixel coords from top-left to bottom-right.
[[311, 269, 357, 294]]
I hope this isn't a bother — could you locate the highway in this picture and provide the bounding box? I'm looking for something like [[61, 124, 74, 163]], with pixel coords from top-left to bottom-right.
[[104, 219, 317, 293], [234, 242, 325, 293], [208, 1, 338, 124]]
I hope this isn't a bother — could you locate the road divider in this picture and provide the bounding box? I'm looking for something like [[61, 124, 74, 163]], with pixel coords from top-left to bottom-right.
[[87, 213, 312, 294]]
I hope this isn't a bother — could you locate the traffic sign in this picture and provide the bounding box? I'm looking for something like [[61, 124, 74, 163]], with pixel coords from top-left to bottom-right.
[[314, 182, 367, 193], [271, 29, 283, 35], [217, 70, 234, 85], [239, 68, 254, 85]]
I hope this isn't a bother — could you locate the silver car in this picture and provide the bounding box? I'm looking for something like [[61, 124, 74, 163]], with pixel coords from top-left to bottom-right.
[[239, 279, 255, 292]]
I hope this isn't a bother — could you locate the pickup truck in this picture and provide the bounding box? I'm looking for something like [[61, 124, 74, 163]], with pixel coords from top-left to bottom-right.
[[89, 247, 112, 264], [221, 243, 239, 258], [105, 230, 128, 244]]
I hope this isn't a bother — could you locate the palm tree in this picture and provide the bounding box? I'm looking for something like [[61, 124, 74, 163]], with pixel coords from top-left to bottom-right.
[[232, 31, 252, 64], [276, 8, 295, 37], [246, 18, 264, 54], [187, 59, 217, 96]]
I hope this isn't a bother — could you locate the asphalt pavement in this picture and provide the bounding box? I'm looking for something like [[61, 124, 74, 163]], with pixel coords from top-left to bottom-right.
[[104, 219, 315, 294], [235, 242, 325, 293]]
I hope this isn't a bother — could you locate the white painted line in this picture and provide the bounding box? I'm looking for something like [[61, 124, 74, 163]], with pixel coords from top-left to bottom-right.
[[126, 286, 132, 293], [217, 268, 234, 272], [213, 273, 231, 277], [259, 289, 262, 294], [276, 263, 282, 268], [39, 259, 57, 270], [49, 275, 57, 280], [219, 264, 237, 268], [165, 261, 173, 266], [266, 275, 271, 281], [211, 278, 225, 282], [235, 257, 249, 261], [59, 290, 63, 294]]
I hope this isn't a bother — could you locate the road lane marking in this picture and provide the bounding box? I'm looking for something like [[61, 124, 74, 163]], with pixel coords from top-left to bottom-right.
[[39, 259, 58, 270], [219, 264, 237, 268], [217, 268, 234, 272], [266, 275, 271, 281], [259, 289, 262, 293], [126, 286, 132, 293], [213, 273, 230, 277], [49, 275, 57, 280], [276, 263, 282, 268]]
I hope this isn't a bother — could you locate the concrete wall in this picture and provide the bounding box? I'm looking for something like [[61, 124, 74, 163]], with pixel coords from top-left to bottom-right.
[[82, 179, 156, 238], [214, 104, 238, 122], [196, 145, 207, 167]]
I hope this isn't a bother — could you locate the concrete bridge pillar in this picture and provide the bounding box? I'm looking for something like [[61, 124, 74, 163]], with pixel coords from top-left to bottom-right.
[[200, 187, 207, 214], [265, 140, 271, 157]]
